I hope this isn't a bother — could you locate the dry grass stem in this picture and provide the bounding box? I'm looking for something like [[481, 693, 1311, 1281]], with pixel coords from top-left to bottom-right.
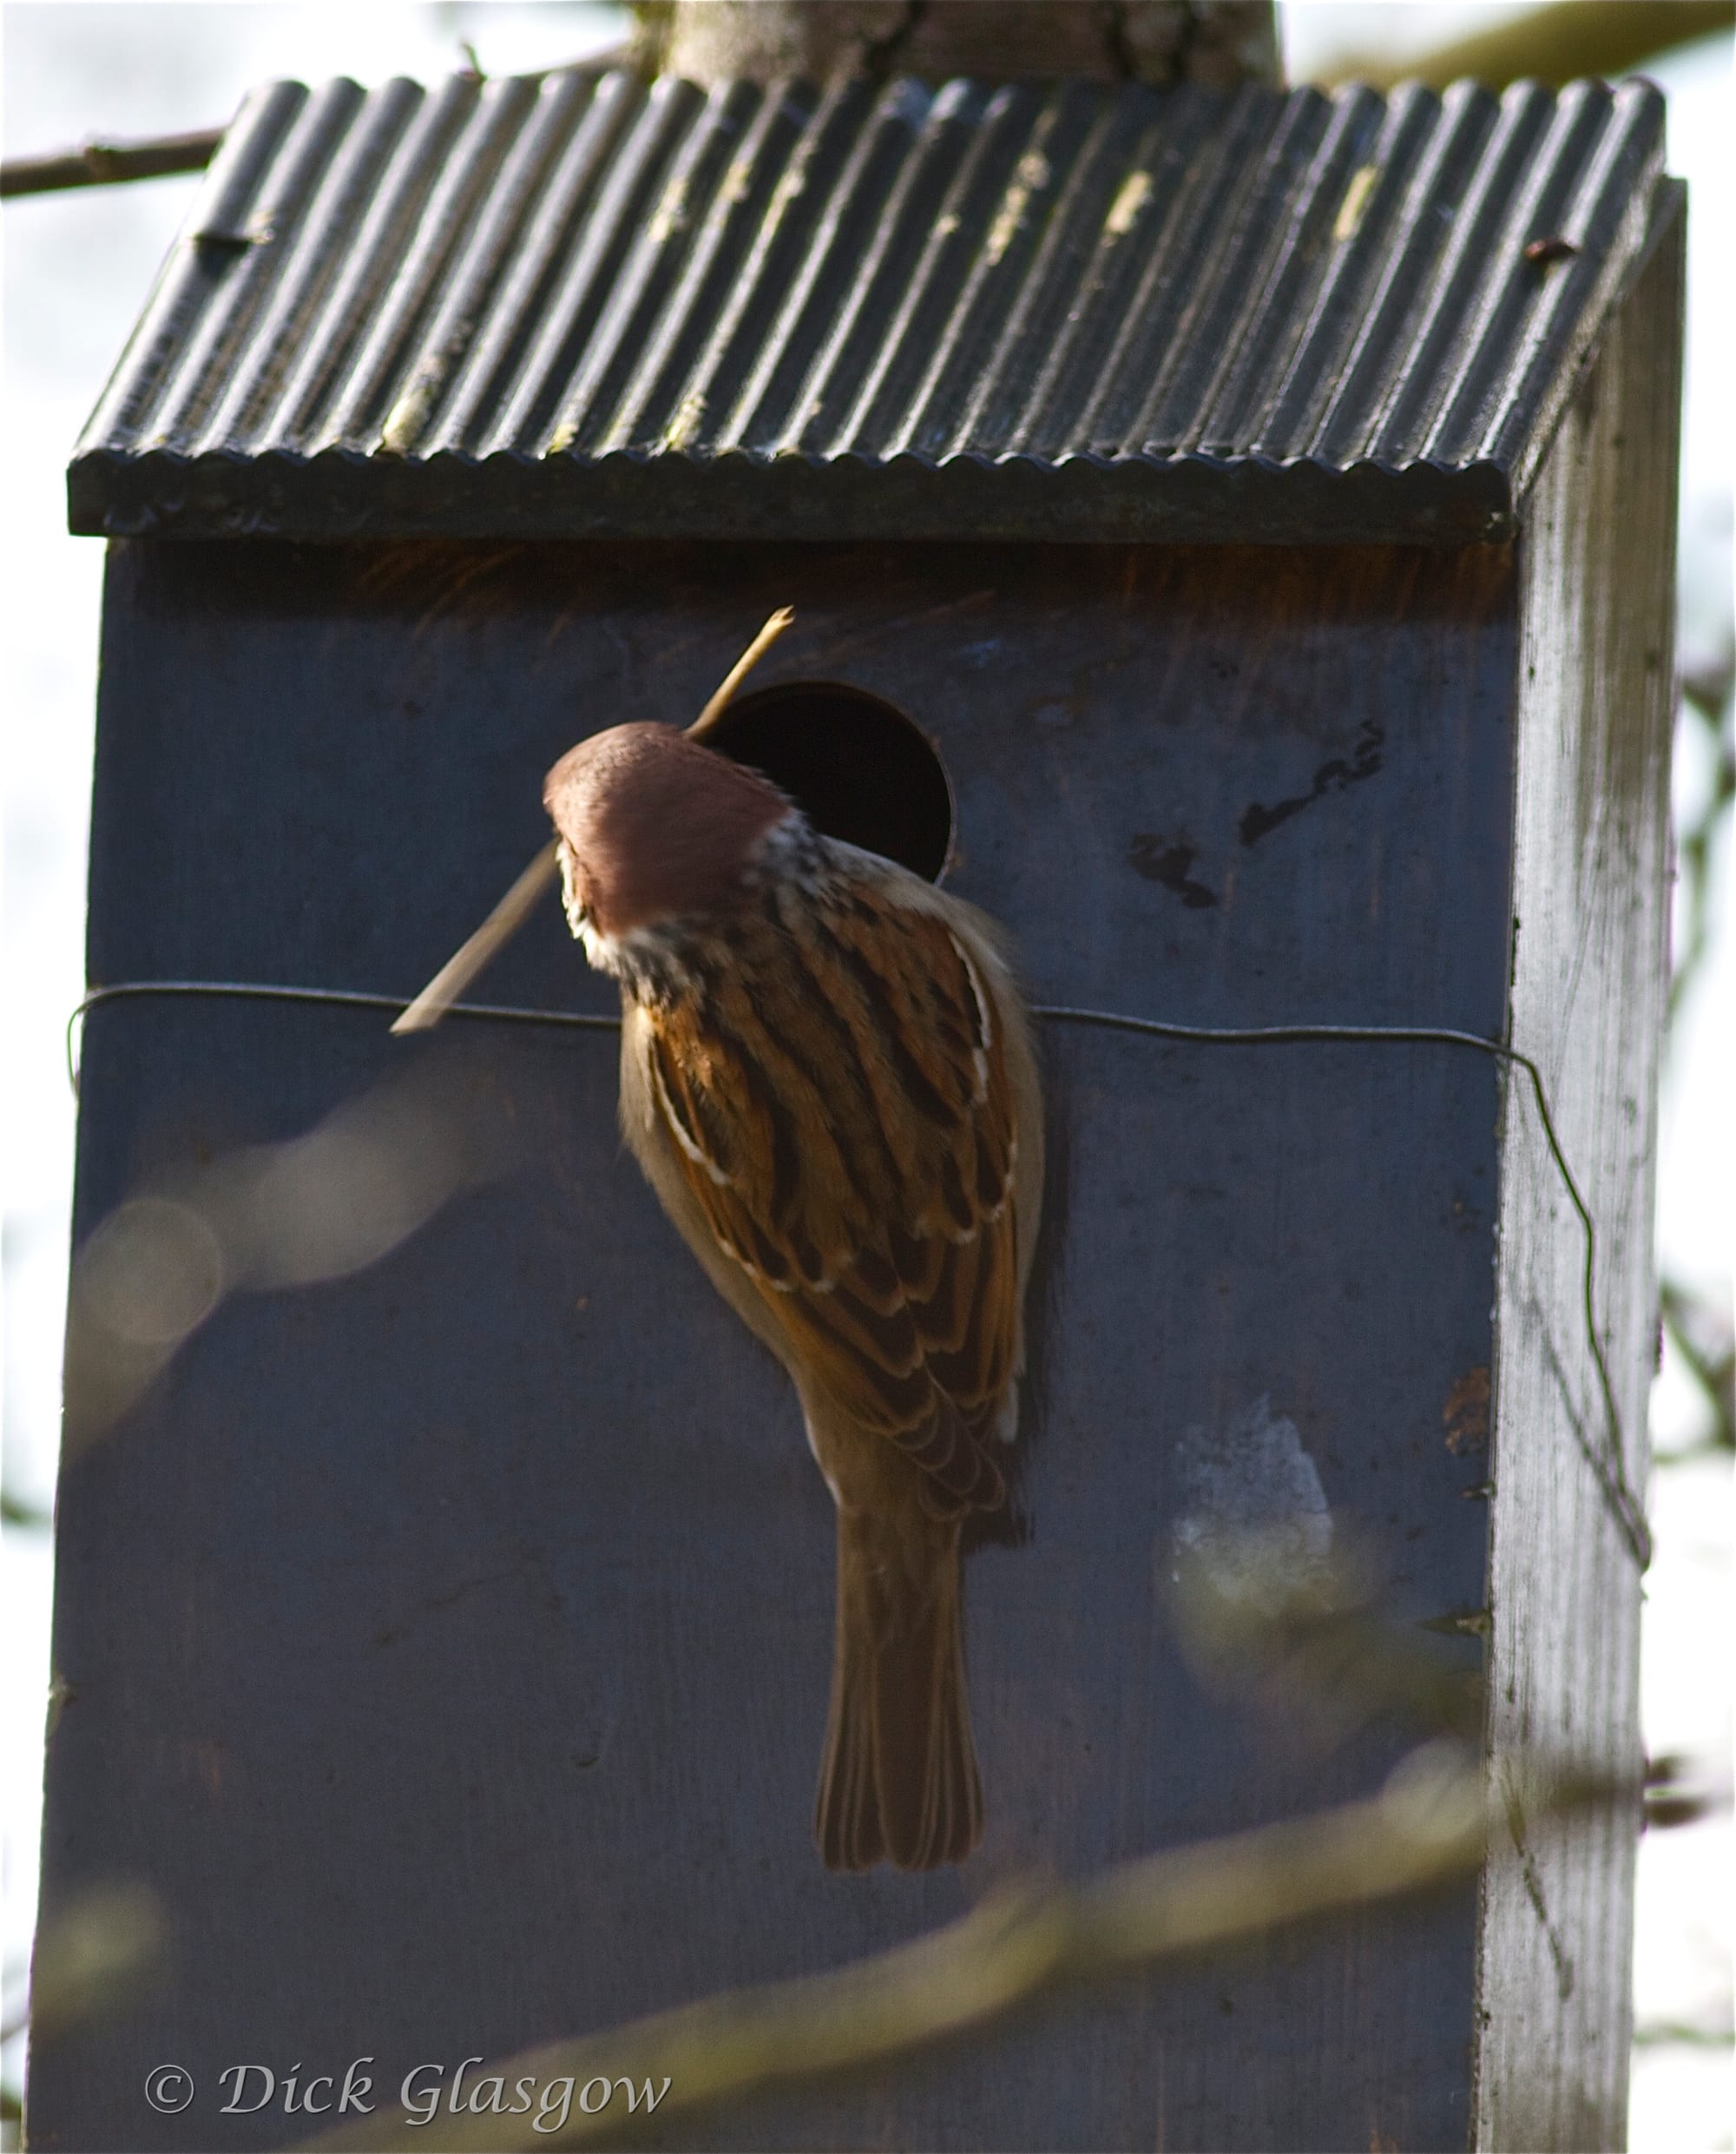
[[391, 842, 562, 1034], [685, 605, 795, 740]]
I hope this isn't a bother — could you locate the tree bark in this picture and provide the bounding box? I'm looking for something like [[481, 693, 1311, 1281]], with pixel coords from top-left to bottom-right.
[[632, 3, 1279, 90]]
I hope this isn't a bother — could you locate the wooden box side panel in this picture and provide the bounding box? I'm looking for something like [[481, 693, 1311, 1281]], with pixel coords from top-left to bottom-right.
[[1477, 197, 1684, 2151]]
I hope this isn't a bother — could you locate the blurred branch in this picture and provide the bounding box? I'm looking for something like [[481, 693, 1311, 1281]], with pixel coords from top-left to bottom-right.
[[17, 1883, 168, 2045], [1645, 1750, 1732, 1831], [1657, 1278, 1736, 1459], [1632, 2018, 1736, 2048], [1311, 0, 1733, 88], [1167, 1532, 1485, 1751], [299, 1571, 1712, 2151], [1, 128, 227, 199], [61, 1043, 524, 1454], [308, 1742, 1681, 2152], [1669, 646, 1736, 1029], [0, 47, 631, 199], [1653, 635, 1734, 1466]]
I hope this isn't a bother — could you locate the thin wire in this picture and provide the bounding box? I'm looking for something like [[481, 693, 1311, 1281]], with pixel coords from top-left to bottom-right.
[[66, 978, 620, 1085], [1036, 1005, 1649, 1571], [67, 978, 1649, 1569]]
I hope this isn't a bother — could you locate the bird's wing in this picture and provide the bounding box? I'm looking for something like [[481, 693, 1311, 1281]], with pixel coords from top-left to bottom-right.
[[643, 875, 1027, 1515]]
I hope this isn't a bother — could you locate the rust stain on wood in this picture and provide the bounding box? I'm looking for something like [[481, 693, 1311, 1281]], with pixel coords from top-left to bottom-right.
[[1443, 1365, 1491, 1453]]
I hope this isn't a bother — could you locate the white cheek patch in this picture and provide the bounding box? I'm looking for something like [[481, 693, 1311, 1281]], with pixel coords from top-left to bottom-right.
[[558, 842, 587, 938]]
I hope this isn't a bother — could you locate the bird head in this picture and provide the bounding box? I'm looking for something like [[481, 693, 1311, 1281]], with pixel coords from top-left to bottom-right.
[[543, 723, 795, 965]]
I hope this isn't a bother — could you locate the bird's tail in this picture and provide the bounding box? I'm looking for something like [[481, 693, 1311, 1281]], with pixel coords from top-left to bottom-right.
[[815, 1505, 983, 1871]]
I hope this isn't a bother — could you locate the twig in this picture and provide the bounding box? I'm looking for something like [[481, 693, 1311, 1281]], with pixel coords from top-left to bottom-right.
[[1631, 2019, 1736, 2049], [0, 47, 635, 200], [305, 1747, 1634, 2152], [1, 128, 226, 199], [1312, 0, 1733, 89], [1658, 1277, 1735, 1455]]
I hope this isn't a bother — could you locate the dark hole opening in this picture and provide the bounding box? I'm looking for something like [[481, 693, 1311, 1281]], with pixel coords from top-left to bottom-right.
[[700, 681, 955, 886]]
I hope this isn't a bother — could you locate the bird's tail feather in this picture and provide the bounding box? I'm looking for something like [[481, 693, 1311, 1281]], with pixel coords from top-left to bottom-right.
[[815, 1508, 983, 1871]]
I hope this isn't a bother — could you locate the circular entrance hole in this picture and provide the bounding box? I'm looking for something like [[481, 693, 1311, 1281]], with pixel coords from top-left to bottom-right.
[[700, 681, 955, 885]]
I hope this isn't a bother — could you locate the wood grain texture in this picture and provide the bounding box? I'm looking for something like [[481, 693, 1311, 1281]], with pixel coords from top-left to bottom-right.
[[1473, 188, 1684, 2151], [42, 535, 1526, 2148]]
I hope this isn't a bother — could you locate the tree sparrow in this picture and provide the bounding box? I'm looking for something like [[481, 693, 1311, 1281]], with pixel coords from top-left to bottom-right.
[[543, 721, 1043, 1870]]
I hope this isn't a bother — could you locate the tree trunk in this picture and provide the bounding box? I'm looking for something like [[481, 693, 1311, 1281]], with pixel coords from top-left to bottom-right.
[[631, 3, 1279, 90]]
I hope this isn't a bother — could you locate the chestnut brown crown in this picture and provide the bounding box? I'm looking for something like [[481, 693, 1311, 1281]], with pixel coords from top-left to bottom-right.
[[543, 722, 792, 939]]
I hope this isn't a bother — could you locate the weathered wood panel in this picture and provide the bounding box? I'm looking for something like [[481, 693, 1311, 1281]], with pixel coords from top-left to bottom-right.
[[38, 537, 1523, 2149], [1475, 194, 1684, 2151]]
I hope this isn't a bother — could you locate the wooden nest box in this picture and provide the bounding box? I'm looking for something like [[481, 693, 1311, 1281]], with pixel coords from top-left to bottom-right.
[[39, 65, 1680, 2151]]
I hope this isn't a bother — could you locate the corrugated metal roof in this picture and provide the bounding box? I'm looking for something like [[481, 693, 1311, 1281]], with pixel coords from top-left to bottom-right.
[[68, 69, 1670, 544]]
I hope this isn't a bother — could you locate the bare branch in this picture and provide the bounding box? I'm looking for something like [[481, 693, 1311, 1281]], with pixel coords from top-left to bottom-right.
[[304, 1745, 1642, 2152], [1310, 0, 1733, 90], [1, 128, 225, 199], [0, 47, 633, 200]]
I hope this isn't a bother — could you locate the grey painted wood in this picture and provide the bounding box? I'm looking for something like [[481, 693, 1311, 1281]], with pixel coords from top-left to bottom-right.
[[1474, 193, 1685, 2151], [32, 528, 1613, 2151]]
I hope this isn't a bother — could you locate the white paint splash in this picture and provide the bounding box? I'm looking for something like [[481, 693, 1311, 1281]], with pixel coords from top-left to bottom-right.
[[1171, 1394, 1333, 1612]]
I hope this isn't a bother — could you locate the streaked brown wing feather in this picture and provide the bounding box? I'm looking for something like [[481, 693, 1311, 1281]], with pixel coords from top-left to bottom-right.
[[645, 876, 1023, 1513]]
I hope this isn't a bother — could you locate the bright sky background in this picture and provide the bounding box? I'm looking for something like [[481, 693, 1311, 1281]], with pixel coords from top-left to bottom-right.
[[2, 4, 1731, 2145]]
